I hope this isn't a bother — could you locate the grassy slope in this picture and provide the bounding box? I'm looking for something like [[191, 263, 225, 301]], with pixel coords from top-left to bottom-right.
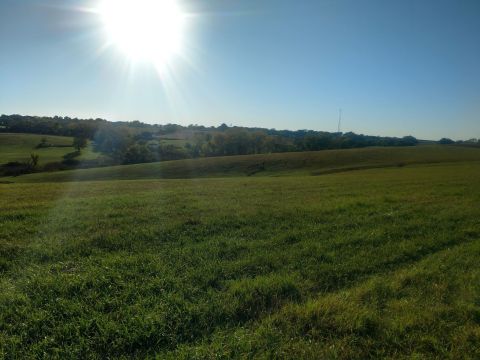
[[0, 133, 98, 165], [0, 133, 74, 165], [1, 162, 480, 358], [10, 145, 480, 183]]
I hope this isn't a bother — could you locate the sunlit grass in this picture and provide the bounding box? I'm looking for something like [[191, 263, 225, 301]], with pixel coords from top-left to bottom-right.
[[10, 144, 480, 183], [1, 161, 480, 357], [0, 133, 101, 166], [0, 133, 73, 165]]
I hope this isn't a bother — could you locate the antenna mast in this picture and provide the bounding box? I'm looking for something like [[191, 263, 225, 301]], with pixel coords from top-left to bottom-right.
[[338, 108, 342, 133]]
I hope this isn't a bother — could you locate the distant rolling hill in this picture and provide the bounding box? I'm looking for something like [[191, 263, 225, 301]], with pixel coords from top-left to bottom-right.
[[9, 145, 480, 183], [0, 133, 75, 165], [0, 133, 98, 165]]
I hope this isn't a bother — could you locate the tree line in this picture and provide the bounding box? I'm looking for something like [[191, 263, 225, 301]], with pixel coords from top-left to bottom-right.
[[4, 113, 465, 168]]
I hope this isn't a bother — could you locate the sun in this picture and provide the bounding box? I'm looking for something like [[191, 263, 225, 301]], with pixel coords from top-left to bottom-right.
[[98, 0, 186, 68]]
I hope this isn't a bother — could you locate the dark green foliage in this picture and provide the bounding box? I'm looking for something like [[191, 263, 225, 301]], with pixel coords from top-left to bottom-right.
[[0, 114, 100, 138], [1, 114, 422, 166], [439, 137, 455, 145], [73, 136, 88, 153], [28, 153, 39, 168], [123, 143, 156, 164], [0, 153, 39, 177], [93, 126, 133, 159], [36, 137, 48, 148]]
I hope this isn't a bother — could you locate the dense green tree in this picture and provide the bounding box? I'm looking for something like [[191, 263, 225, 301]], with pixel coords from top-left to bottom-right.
[[439, 138, 455, 145], [73, 136, 88, 153]]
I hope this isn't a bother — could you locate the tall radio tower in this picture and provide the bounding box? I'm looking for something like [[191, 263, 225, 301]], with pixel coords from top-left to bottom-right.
[[337, 108, 342, 133]]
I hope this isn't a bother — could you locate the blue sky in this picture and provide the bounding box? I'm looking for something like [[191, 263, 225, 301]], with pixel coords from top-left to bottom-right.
[[0, 0, 479, 139]]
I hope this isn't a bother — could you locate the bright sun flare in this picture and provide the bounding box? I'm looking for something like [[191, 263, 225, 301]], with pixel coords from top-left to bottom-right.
[[98, 0, 186, 67]]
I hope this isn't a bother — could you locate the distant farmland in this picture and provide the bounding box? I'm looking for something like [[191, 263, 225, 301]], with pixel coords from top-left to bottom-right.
[[1, 145, 480, 358], [8, 144, 480, 183], [0, 133, 75, 165], [0, 133, 98, 165]]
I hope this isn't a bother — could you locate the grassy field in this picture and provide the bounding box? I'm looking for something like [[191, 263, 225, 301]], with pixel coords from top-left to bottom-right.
[[0, 133, 74, 165], [8, 144, 480, 183], [1, 151, 480, 357], [0, 133, 98, 165]]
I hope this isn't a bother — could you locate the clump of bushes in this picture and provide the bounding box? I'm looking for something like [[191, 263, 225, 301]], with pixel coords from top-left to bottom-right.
[[0, 153, 39, 176]]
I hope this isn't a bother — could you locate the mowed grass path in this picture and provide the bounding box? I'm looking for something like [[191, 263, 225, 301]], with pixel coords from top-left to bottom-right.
[[1, 162, 480, 358]]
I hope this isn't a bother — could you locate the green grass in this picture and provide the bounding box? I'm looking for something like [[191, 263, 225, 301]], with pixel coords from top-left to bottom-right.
[[76, 144, 102, 162], [0, 133, 99, 165], [9, 144, 480, 183], [1, 160, 480, 358], [0, 133, 74, 165]]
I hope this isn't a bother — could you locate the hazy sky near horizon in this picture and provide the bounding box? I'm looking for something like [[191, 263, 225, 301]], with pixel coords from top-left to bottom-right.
[[0, 0, 479, 139]]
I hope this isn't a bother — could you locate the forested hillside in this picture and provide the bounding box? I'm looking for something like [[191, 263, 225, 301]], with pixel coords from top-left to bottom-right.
[[1, 114, 420, 162]]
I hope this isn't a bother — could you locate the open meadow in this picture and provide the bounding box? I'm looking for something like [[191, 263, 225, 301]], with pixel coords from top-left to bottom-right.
[[0, 133, 76, 165], [0, 133, 98, 166], [1, 146, 480, 358], [9, 144, 480, 183]]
